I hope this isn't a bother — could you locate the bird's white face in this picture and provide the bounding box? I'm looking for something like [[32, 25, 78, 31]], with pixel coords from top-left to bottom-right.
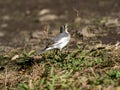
[[64, 24, 68, 32], [60, 24, 69, 33]]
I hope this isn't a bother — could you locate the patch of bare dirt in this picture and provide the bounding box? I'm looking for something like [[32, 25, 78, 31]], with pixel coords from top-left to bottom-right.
[[0, 0, 120, 53]]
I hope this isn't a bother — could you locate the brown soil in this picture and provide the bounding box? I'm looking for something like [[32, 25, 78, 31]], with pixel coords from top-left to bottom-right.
[[0, 0, 120, 53]]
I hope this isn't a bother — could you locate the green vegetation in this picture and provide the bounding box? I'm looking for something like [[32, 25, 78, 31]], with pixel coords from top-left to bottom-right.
[[0, 43, 119, 90], [0, 16, 120, 90]]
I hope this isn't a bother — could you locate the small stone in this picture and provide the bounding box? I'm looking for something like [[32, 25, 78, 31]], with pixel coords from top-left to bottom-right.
[[11, 55, 19, 60], [0, 32, 5, 37], [38, 9, 50, 15], [2, 15, 10, 21], [74, 17, 81, 23], [32, 31, 43, 39], [1, 23, 8, 28], [38, 14, 58, 21]]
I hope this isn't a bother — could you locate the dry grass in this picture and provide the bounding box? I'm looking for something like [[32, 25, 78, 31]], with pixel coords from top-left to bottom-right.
[[0, 18, 120, 90], [0, 42, 120, 90]]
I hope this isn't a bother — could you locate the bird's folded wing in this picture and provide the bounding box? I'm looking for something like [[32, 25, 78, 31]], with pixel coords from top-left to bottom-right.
[[50, 37, 68, 46]]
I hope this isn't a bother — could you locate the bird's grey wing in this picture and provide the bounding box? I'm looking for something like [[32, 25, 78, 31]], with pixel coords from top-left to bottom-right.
[[46, 32, 70, 48], [53, 33, 68, 42]]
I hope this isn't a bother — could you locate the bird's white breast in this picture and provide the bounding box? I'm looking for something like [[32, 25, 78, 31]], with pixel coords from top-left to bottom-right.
[[56, 36, 70, 50]]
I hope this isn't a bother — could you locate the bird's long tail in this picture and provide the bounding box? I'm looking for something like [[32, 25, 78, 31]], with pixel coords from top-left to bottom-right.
[[36, 47, 53, 55]]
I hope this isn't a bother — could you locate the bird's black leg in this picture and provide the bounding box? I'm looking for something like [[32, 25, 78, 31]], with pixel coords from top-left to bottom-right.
[[54, 49, 59, 55]]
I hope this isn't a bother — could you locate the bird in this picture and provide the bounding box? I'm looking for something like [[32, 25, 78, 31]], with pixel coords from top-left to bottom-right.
[[36, 24, 71, 55]]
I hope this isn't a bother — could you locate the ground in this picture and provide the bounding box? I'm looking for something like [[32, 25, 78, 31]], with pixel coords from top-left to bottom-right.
[[0, 0, 120, 90]]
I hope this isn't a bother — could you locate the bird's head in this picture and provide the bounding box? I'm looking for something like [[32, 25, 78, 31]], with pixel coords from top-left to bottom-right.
[[60, 24, 68, 33]]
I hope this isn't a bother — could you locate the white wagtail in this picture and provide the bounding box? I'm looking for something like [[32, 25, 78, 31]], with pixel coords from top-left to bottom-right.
[[37, 24, 71, 55]]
